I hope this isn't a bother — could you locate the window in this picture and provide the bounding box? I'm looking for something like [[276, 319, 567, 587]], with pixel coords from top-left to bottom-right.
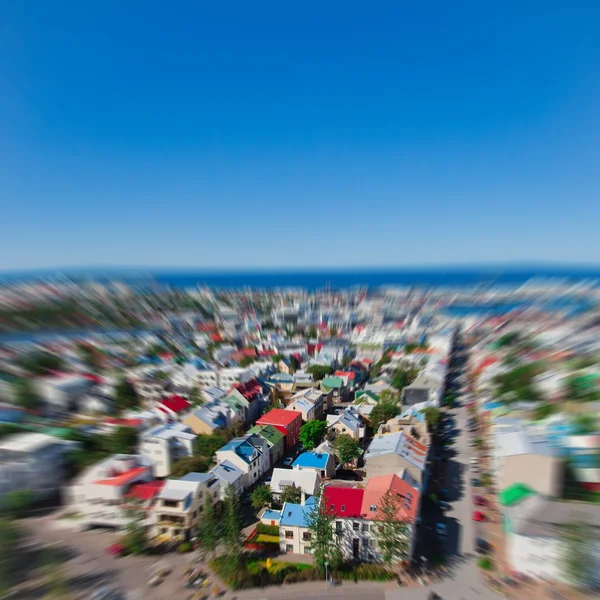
[[353, 522, 359, 531], [370, 505, 377, 512], [304, 547, 311, 554], [362, 523, 369, 533], [363, 538, 370, 547], [286, 544, 293, 552], [336, 521, 342, 533], [163, 500, 179, 508], [285, 530, 294, 539], [173, 529, 180, 536], [302, 532, 311, 541]]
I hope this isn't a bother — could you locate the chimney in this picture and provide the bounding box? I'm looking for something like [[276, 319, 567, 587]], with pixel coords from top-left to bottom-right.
[[301, 490, 306, 506]]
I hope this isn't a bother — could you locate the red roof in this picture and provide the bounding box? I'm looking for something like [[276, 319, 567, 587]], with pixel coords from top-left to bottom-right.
[[324, 486, 364, 518], [127, 481, 165, 502], [94, 467, 148, 487], [335, 371, 355, 380], [475, 357, 498, 375], [105, 417, 144, 428], [256, 408, 302, 428], [160, 395, 191, 414], [81, 373, 103, 384], [258, 350, 276, 357]]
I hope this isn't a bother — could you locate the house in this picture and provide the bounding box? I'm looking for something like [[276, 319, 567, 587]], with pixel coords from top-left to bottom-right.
[[401, 373, 443, 407], [247, 424, 285, 465], [326, 407, 364, 442], [321, 376, 347, 403], [215, 435, 269, 489], [150, 472, 220, 541], [256, 408, 303, 450], [0, 432, 78, 502], [138, 423, 197, 478], [286, 396, 317, 422], [67, 454, 154, 528], [182, 402, 230, 435], [155, 395, 192, 422], [34, 374, 94, 413], [292, 452, 335, 479], [364, 431, 429, 489], [323, 474, 420, 562], [503, 492, 600, 587], [202, 386, 227, 404], [209, 460, 244, 499], [334, 371, 356, 390], [279, 496, 318, 555], [217, 367, 253, 389], [270, 467, 320, 499], [220, 389, 250, 424], [491, 428, 563, 497]]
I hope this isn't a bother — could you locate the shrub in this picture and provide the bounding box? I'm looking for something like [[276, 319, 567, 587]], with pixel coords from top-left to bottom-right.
[[178, 542, 192, 553], [256, 523, 279, 536], [354, 564, 395, 581], [283, 568, 320, 583], [478, 557, 494, 571]]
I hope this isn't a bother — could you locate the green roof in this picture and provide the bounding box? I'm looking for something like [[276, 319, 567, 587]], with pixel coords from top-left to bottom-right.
[[499, 483, 536, 507], [247, 424, 284, 446], [321, 376, 344, 390], [354, 390, 379, 404]]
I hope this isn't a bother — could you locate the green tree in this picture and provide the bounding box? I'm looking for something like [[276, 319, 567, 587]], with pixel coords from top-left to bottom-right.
[[114, 378, 139, 412], [391, 366, 419, 392], [171, 455, 212, 478], [250, 484, 273, 510], [239, 356, 255, 367], [0, 490, 35, 519], [307, 326, 318, 339], [42, 548, 72, 599], [196, 496, 220, 559], [102, 426, 137, 455], [78, 342, 102, 373], [306, 364, 333, 382], [0, 518, 22, 598], [288, 355, 299, 374], [332, 434, 361, 468], [369, 400, 400, 431], [272, 354, 285, 364], [572, 413, 598, 435], [341, 355, 352, 368], [561, 520, 594, 589], [13, 378, 41, 411], [122, 502, 148, 555], [329, 325, 338, 337], [533, 402, 556, 421], [223, 486, 243, 558], [19, 351, 64, 375], [280, 485, 302, 505], [299, 420, 327, 451], [373, 490, 411, 565], [421, 407, 441, 434], [304, 492, 342, 573], [189, 386, 203, 406]]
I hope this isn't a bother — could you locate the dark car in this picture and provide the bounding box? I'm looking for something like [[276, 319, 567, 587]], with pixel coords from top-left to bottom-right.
[[471, 478, 480, 487], [475, 538, 491, 554]]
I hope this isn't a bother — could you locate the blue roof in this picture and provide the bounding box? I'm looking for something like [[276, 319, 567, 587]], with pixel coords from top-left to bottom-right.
[[262, 509, 282, 522], [219, 438, 257, 464], [292, 452, 331, 469], [279, 497, 318, 527]]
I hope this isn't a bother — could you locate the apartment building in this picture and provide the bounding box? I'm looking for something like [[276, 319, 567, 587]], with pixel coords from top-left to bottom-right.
[[256, 408, 302, 450], [150, 472, 220, 541], [67, 454, 154, 528], [138, 423, 197, 477], [214, 434, 269, 489]]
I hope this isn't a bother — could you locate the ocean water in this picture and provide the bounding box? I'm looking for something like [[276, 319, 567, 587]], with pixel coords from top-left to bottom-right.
[[153, 267, 600, 290]]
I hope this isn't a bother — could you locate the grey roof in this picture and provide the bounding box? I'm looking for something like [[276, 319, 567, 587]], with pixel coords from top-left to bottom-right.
[[508, 495, 600, 537], [210, 459, 244, 484], [180, 472, 214, 484]]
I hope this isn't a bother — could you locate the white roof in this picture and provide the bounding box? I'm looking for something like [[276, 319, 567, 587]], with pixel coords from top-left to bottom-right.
[[0, 432, 72, 454], [495, 431, 532, 457], [158, 478, 199, 500], [270, 468, 320, 496]]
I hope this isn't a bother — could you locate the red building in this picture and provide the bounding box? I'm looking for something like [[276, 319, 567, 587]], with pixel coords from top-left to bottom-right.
[[256, 408, 302, 449]]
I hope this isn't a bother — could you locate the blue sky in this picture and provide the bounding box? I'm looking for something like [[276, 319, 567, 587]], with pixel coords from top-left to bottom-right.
[[1, 1, 600, 271]]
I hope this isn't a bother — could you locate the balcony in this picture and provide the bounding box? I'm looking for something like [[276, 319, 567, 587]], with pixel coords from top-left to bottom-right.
[[156, 515, 186, 526]]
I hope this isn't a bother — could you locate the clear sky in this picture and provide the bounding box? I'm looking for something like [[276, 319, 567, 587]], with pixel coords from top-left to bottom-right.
[[1, 1, 600, 271]]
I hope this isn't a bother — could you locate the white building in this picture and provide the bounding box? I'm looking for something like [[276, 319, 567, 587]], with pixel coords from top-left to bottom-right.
[[270, 468, 320, 500], [138, 423, 197, 477], [67, 454, 154, 528], [214, 434, 269, 489], [34, 374, 93, 412], [0, 432, 78, 502], [217, 367, 253, 389]]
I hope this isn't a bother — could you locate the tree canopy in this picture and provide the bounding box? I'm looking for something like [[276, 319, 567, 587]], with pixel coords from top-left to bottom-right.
[[306, 364, 333, 381], [170, 455, 212, 478], [305, 493, 342, 573], [369, 399, 400, 431], [299, 420, 327, 451], [421, 407, 441, 433], [114, 378, 140, 412], [374, 490, 411, 565], [13, 378, 41, 411], [280, 485, 302, 505], [250, 484, 273, 510], [332, 434, 361, 468], [18, 351, 65, 375], [391, 365, 419, 392]]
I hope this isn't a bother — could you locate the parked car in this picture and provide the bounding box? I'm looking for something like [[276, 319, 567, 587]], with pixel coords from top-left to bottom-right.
[[105, 544, 127, 558], [435, 523, 447, 537], [474, 495, 487, 507], [283, 457, 294, 466], [473, 511, 486, 522], [475, 538, 491, 554], [471, 478, 480, 487], [438, 501, 451, 511]]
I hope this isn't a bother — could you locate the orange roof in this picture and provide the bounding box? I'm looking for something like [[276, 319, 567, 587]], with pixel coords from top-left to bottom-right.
[[94, 467, 148, 487], [361, 473, 420, 523]]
